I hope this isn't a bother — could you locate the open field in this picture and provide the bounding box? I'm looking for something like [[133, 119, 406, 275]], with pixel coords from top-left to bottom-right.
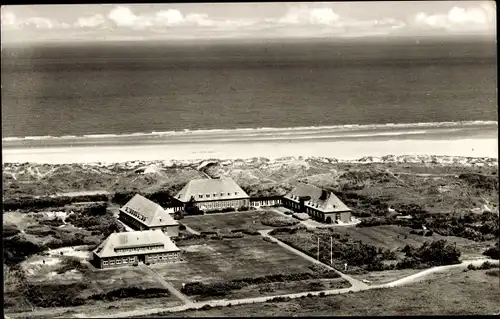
[[150, 268, 500, 317], [182, 210, 290, 233], [328, 225, 494, 259], [154, 237, 349, 301]]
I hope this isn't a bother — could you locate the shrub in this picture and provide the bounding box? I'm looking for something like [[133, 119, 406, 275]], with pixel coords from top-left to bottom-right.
[[222, 233, 244, 239], [486, 269, 499, 277], [91, 287, 170, 301], [178, 224, 186, 231], [261, 216, 299, 227], [4, 235, 47, 265], [3, 223, 21, 238], [238, 206, 250, 212], [24, 282, 88, 307], [56, 256, 87, 274], [262, 237, 276, 243], [483, 244, 499, 260], [478, 261, 499, 270]]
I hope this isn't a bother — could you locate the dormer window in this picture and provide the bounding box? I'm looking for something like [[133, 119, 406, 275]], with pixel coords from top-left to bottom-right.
[[227, 193, 231, 196], [206, 194, 210, 198], [198, 195, 203, 199], [220, 193, 224, 197], [213, 193, 217, 197], [235, 192, 238, 195]]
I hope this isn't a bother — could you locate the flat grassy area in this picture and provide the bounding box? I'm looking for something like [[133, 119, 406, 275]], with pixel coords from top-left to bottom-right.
[[330, 225, 493, 259], [152, 268, 500, 316], [182, 210, 289, 232], [155, 237, 349, 301]]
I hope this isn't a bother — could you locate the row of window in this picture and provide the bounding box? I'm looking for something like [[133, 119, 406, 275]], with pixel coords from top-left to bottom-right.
[[196, 192, 239, 199], [202, 200, 247, 208], [147, 252, 179, 261], [115, 245, 164, 253], [124, 207, 147, 222], [103, 257, 135, 266]]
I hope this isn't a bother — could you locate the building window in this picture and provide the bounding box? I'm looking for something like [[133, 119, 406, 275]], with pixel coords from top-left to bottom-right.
[[220, 193, 224, 197], [116, 260, 121, 265], [206, 194, 210, 198], [213, 193, 216, 197], [199, 195, 203, 199], [123, 258, 128, 264], [103, 260, 108, 266], [129, 257, 135, 262], [227, 192, 231, 196], [235, 192, 238, 195], [110, 260, 115, 265]]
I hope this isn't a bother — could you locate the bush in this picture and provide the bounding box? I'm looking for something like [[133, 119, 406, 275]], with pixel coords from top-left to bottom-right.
[[56, 256, 87, 274], [91, 287, 170, 301], [24, 282, 88, 307], [182, 271, 339, 297], [222, 233, 244, 239], [238, 206, 250, 212], [178, 224, 186, 231], [3, 223, 21, 238], [483, 244, 499, 260], [261, 216, 299, 227], [3, 194, 109, 211], [263, 237, 276, 243], [4, 235, 47, 265], [486, 269, 499, 277]]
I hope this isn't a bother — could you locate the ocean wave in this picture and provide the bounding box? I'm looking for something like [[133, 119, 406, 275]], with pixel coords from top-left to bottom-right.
[[2, 120, 497, 142]]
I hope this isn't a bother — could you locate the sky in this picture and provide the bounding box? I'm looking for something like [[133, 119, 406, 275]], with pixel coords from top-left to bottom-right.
[[1, 2, 496, 43]]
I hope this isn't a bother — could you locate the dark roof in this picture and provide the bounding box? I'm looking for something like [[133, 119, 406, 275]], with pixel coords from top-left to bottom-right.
[[93, 230, 180, 258], [176, 178, 249, 202], [285, 183, 351, 213], [120, 194, 178, 227]]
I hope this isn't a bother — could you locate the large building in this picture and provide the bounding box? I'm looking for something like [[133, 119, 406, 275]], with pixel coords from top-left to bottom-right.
[[283, 183, 352, 223], [119, 194, 179, 237], [92, 230, 181, 269], [174, 178, 250, 211]]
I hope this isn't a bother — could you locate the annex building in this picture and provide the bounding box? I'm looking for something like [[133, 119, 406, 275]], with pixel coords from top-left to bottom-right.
[[92, 230, 181, 269], [119, 194, 179, 237], [174, 178, 250, 211], [283, 183, 352, 223]]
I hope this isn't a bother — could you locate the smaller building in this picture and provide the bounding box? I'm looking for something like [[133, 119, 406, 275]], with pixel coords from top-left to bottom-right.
[[283, 183, 352, 223], [174, 178, 250, 212], [92, 230, 181, 269], [119, 194, 179, 237]]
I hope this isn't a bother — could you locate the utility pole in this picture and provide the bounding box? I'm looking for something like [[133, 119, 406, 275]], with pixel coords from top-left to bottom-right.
[[330, 236, 333, 265], [317, 237, 320, 261]]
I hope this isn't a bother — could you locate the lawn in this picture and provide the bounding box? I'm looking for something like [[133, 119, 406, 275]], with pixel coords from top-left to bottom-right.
[[154, 237, 349, 301], [151, 268, 500, 317], [181, 210, 293, 233]]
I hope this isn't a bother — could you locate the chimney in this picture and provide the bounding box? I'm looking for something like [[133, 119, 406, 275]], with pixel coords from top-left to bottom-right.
[[319, 190, 328, 200]]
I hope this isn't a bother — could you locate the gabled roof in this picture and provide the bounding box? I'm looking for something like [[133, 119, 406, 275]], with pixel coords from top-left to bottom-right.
[[285, 183, 351, 213], [120, 194, 178, 227], [175, 178, 249, 203], [93, 230, 180, 258]]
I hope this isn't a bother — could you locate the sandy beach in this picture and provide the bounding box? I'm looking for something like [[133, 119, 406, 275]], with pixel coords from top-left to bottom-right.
[[3, 122, 497, 164]]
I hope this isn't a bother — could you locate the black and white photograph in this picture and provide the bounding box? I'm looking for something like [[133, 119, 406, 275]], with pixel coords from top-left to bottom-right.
[[2, 1, 498, 318]]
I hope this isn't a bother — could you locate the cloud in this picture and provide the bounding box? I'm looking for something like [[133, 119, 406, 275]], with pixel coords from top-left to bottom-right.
[[107, 6, 139, 27], [414, 5, 494, 31], [279, 5, 340, 25], [76, 14, 106, 28], [1, 10, 17, 27]]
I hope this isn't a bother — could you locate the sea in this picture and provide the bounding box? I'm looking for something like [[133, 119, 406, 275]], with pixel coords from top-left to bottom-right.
[[1, 36, 497, 141]]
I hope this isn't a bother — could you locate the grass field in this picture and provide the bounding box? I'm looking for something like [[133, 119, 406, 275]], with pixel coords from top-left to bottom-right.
[[155, 237, 349, 301], [328, 225, 494, 259], [181, 210, 290, 233], [152, 268, 500, 317]]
